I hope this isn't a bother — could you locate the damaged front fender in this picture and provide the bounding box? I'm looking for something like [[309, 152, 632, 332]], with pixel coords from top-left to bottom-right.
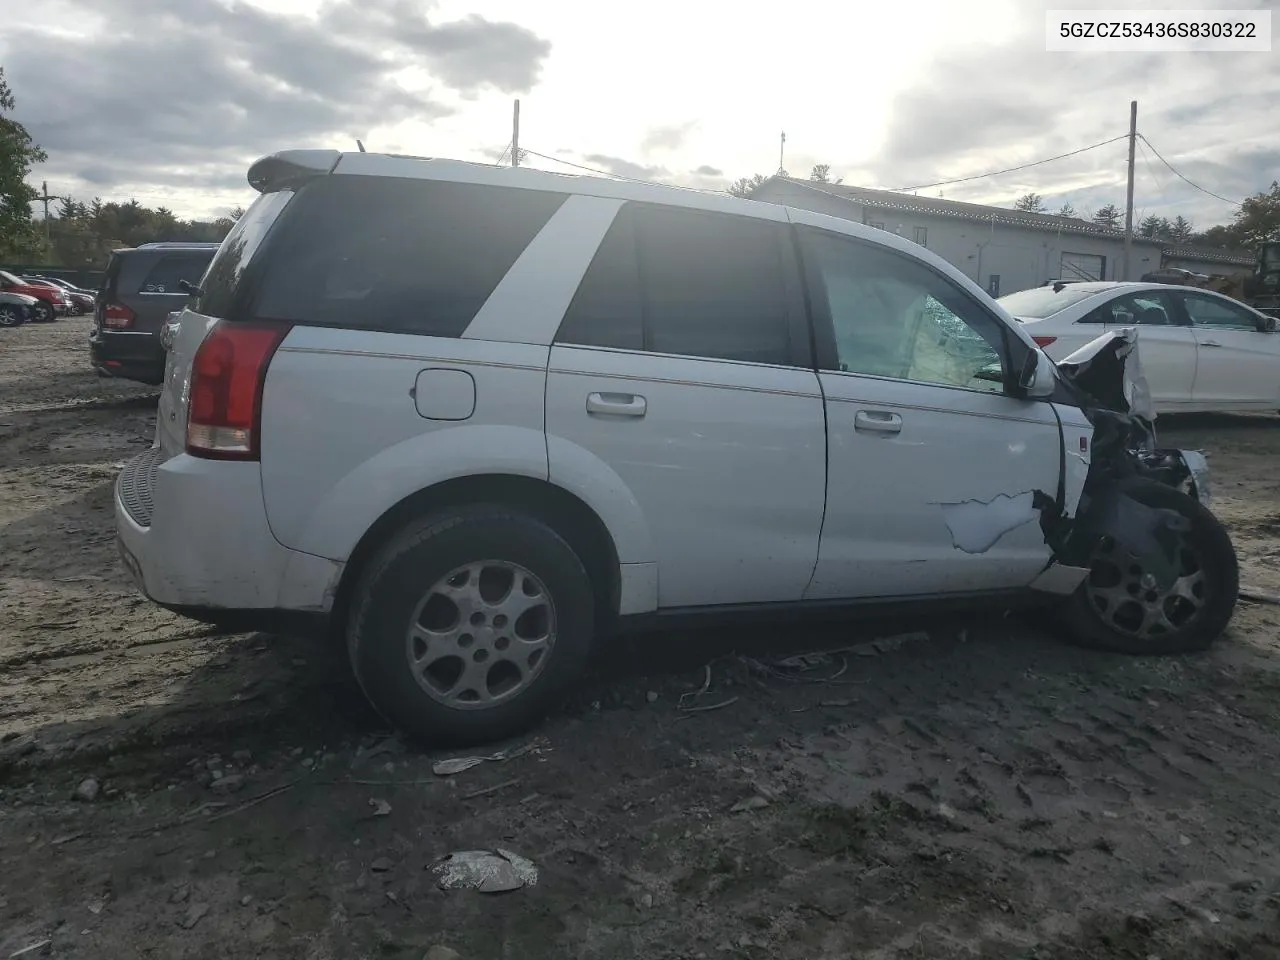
[[1028, 328, 1216, 595]]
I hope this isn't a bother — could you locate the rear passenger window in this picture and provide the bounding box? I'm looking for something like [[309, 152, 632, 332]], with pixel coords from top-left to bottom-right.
[[556, 207, 644, 351], [251, 176, 566, 337], [138, 255, 212, 294], [556, 203, 792, 366]]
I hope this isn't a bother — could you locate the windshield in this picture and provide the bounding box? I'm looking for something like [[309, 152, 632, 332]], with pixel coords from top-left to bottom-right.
[[997, 285, 1104, 319]]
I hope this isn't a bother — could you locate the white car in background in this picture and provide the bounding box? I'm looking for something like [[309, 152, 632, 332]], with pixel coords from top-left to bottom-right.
[[998, 281, 1280, 414]]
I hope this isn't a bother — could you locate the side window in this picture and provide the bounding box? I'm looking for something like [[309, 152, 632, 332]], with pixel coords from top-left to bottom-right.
[[1180, 293, 1259, 331], [555, 207, 643, 350], [138, 255, 211, 294], [633, 205, 791, 365], [1081, 292, 1176, 326], [252, 177, 566, 337], [801, 230, 1007, 393]]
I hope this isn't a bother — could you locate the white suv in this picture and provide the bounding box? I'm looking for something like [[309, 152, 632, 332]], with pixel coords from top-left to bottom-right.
[[115, 149, 1238, 745]]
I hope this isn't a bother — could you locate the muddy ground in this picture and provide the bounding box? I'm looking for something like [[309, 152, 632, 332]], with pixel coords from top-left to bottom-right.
[[2, 316, 1280, 960]]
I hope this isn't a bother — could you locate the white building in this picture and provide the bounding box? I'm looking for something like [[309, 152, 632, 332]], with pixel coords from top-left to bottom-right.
[[750, 178, 1254, 297]]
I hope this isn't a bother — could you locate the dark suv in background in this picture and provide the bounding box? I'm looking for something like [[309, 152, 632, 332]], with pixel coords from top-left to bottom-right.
[[91, 242, 219, 384]]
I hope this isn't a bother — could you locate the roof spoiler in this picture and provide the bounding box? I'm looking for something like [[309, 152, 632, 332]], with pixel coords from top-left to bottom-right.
[[247, 149, 342, 193]]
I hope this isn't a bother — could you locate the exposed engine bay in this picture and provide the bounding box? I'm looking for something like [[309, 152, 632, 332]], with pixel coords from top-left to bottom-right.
[[1037, 328, 1215, 594]]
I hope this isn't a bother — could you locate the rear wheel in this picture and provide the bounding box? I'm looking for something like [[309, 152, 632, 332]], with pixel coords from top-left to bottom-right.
[[0, 305, 23, 328], [346, 505, 596, 746], [1063, 479, 1238, 654], [30, 300, 54, 323]]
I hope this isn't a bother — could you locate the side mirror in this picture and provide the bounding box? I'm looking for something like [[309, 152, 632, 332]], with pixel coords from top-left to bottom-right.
[[1257, 314, 1277, 333], [1021, 348, 1058, 399]]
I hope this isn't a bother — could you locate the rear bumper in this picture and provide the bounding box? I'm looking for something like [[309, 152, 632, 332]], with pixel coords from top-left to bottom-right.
[[90, 328, 166, 384], [115, 449, 342, 614]]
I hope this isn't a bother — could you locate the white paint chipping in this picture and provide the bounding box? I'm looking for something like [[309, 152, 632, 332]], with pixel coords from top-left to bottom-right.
[[939, 492, 1041, 554]]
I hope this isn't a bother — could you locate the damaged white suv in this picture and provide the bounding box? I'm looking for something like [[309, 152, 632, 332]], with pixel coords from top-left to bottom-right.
[[115, 149, 1238, 745]]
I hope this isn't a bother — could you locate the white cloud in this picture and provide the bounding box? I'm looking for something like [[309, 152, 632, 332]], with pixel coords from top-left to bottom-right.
[[3, 0, 1274, 231]]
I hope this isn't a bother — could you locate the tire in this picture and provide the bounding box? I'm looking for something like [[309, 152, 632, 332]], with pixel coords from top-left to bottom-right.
[[1062, 479, 1238, 655], [0, 305, 23, 328], [346, 505, 596, 746], [30, 300, 55, 323]]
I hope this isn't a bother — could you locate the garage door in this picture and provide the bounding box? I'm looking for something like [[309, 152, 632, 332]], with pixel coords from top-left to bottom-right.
[[1060, 252, 1106, 281]]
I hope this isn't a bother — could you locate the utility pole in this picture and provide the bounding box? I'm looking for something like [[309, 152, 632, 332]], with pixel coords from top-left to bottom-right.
[[38, 181, 66, 255], [1122, 100, 1137, 281], [511, 99, 520, 168], [778, 131, 786, 175]]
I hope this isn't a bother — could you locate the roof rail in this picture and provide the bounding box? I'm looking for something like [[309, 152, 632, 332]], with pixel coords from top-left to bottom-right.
[[135, 241, 222, 249]]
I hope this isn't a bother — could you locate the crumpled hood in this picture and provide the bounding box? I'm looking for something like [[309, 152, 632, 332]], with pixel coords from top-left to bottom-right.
[[1054, 328, 1155, 422]]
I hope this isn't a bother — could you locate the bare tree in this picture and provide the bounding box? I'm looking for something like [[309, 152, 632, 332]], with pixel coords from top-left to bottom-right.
[[1014, 192, 1046, 214], [727, 173, 769, 198]]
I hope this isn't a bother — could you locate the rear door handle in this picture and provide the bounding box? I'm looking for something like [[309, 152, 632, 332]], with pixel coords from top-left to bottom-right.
[[854, 410, 902, 435], [586, 392, 647, 417], [1200, 339, 1222, 347]]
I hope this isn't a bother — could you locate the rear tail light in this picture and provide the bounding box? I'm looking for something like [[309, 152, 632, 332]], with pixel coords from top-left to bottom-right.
[[1032, 335, 1058, 348], [102, 303, 136, 329], [186, 321, 291, 461]]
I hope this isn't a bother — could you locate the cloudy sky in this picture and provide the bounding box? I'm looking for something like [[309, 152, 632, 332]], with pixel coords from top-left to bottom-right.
[[2, 0, 1276, 231]]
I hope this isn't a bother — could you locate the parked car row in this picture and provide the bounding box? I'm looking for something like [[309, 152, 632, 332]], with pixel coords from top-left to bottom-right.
[[0, 270, 97, 327], [30, 275, 97, 314]]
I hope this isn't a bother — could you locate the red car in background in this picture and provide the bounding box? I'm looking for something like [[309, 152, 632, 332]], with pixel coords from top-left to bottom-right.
[[29, 275, 96, 314], [0, 271, 70, 322]]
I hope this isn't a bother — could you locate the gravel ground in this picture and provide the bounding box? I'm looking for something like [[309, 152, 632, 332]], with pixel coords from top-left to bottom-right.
[[2, 317, 1280, 960]]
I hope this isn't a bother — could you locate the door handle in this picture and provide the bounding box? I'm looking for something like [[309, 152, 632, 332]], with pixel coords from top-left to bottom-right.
[[1200, 339, 1222, 347], [586, 392, 647, 417], [854, 410, 902, 435]]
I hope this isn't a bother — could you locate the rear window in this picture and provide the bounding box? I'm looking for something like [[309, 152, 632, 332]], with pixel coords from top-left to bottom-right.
[[196, 189, 295, 318], [996, 285, 1105, 319], [137, 253, 214, 294], [248, 176, 567, 337]]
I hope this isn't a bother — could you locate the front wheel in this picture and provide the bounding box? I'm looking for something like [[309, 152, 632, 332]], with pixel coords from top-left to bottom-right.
[[1063, 479, 1238, 654], [0, 305, 24, 328], [346, 505, 596, 746], [30, 300, 55, 323]]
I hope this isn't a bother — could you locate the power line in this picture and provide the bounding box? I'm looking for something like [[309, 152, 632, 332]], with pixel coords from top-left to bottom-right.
[[519, 149, 642, 180], [520, 148, 723, 197], [888, 135, 1129, 192], [1135, 136, 1166, 193], [1137, 134, 1243, 206]]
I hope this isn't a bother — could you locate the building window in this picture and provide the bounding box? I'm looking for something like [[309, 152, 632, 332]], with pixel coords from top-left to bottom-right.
[[913, 226, 928, 246]]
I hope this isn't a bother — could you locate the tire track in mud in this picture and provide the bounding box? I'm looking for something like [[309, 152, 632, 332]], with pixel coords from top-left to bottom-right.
[[0, 393, 158, 418]]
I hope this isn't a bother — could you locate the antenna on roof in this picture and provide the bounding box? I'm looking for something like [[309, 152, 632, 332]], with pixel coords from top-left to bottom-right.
[[356, 140, 366, 153]]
